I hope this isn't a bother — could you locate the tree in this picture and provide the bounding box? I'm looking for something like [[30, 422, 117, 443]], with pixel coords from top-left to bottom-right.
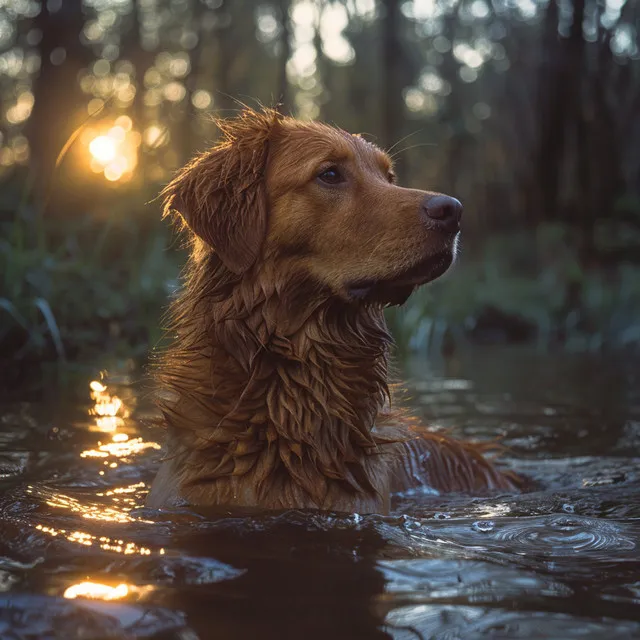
[[27, 0, 90, 211], [380, 0, 404, 156]]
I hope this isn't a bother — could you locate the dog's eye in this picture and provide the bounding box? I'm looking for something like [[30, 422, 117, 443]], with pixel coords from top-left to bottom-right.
[[317, 167, 345, 185]]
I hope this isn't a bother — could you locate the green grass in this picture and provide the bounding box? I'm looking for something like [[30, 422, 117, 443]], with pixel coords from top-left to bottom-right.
[[0, 191, 184, 366]]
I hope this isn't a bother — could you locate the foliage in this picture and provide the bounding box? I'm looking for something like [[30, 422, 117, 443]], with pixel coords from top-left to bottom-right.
[[0, 184, 183, 364], [387, 225, 640, 353], [0, 0, 639, 367]]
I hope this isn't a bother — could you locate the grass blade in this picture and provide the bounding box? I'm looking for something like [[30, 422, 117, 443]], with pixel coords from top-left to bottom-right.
[[33, 297, 66, 360]]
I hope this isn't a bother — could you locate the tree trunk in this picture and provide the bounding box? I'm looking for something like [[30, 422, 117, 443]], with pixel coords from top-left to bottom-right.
[[277, 0, 291, 114], [380, 0, 405, 175], [440, 14, 464, 197], [121, 0, 155, 178], [314, 1, 329, 121], [214, 1, 234, 115], [532, 0, 565, 224], [27, 0, 89, 212]]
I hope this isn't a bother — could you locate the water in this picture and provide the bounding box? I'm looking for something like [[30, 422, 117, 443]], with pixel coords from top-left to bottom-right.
[[1, 346, 639, 639]]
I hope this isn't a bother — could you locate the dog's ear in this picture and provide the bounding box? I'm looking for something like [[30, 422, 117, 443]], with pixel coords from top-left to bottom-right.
[[162, 109, 280, 274]]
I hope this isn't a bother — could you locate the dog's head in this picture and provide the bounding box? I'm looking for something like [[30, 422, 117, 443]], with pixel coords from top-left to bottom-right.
[[163, 108, 462, 306]]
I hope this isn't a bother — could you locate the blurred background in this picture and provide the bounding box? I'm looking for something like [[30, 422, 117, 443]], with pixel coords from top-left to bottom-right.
[[1, 0, 639, 377]]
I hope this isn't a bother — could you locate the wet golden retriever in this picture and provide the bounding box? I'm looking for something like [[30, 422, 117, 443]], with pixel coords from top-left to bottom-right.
[[147, 108, 517, 513]]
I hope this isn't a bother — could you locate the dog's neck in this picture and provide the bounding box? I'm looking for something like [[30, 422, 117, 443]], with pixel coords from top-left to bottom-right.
[[157, 251, 393, 505]]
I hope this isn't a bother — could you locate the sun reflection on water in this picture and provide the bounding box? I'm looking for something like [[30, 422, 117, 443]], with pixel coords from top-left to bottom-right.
[[64, 581, 130, 600], [84, 378, 161, 470], [63, 581, 155, 601], [35, 523, 164, 557], [80, 436, 161, 461], [89, 379, 129, 432], [37, 490, 136, 523], [29, 375, 166, 569], [31, 472, 148, 518]]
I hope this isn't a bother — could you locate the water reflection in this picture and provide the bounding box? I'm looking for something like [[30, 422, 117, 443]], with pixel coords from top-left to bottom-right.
[[35, 522, 161, 556], [37, 489, 135, 523], [88, 379, 129, 431], [160, 514, 392, 639], [83, 378, 160, 475], [1, 349, 640, 638], [385, 605, 640, 639], [80, 436, 160, 460], [64, 581, 132, 600]]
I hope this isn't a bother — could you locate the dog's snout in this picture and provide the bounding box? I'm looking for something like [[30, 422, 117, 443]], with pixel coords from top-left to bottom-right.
[[421, 194, 463, 232]]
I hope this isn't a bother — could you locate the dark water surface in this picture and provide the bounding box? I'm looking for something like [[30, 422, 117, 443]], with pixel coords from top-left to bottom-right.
[[1, 346, 639, 639]]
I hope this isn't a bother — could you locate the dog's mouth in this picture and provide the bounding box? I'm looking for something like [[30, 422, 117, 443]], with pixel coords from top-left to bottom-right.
[[347, 249, 454, 306]]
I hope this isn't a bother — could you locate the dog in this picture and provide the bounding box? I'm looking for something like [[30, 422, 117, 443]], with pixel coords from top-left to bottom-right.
[[147, 108, 518, 513]]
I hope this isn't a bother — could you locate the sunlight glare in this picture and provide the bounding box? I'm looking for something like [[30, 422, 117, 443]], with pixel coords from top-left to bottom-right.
[[35, 522, 163, 556], [114, 114, 133, 131], [88, 379, 130, 432], [80, 436, 161, 460], [86, 123, 140, 183], [89, 135, 117, 164], [64, 581, 129, 600], [143, 124, 168, 148]]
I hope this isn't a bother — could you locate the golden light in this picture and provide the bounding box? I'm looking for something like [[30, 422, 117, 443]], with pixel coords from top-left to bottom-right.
[[35, 522, 164, 556], [89, 135, 117, 164], [109, 125, 126, 142], [87, 97, 104, 114], [192, 89, 212, 110], [90, 380, 124, 417], [63, 580, 155, 601], [32, 481, 149, 526], [104, 156, 129, 182], [86, 122, 141, 183], [89, 379, 129, 432], [5, 91, 35, 125], [163, 81, 186, 102], [143, 124, 168, 148], [85, 379, 159, 462], [64, 582, 129, 600], [169, 56, 190, 78], [95, 416, 120, 430], [42, 492, 135, 523], [80, 436, 161, 460], [114, 114, 133, 131]]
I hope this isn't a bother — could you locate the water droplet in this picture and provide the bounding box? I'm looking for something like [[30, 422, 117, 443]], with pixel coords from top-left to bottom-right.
[[472, 520, 495, 533], [402, 516, 423, 532]]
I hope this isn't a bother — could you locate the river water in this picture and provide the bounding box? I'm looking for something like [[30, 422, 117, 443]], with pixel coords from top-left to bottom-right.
[[1, 346, 639, 639]]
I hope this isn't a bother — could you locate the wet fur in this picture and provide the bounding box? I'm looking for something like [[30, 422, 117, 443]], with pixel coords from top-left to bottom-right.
[[148, 109, 518, 513]]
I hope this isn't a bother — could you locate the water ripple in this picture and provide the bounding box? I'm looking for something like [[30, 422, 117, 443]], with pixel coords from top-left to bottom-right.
[[385, 605, 640, 639], [485, 514, 636, 555]]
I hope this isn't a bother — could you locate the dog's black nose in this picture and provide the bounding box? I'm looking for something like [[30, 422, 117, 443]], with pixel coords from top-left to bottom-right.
[[422, 194, 463, 232]]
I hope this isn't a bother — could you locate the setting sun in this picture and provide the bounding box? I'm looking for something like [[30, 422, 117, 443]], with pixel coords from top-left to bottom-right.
[[88, 135, 117, 164], [86, 117, 140, 183]]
